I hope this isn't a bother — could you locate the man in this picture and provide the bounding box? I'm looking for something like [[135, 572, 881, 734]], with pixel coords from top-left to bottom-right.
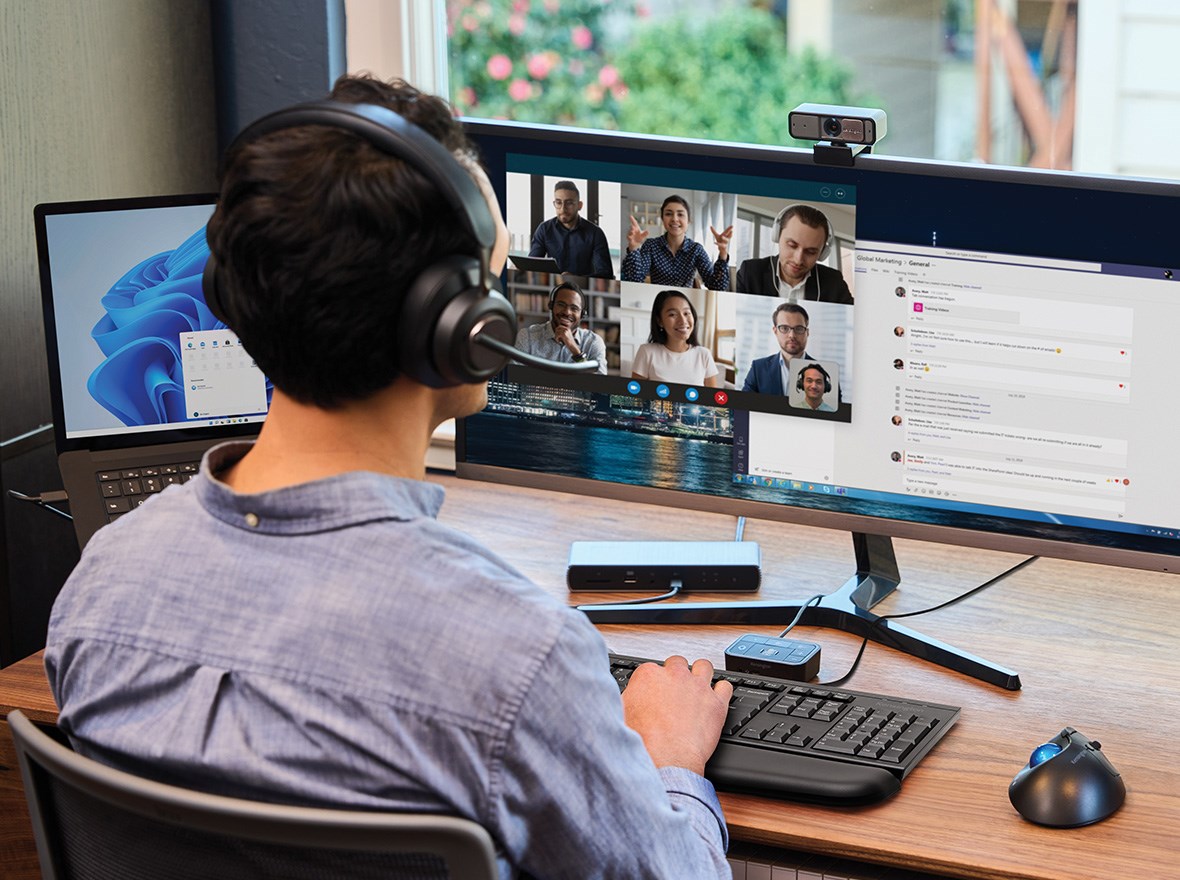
[[794, 363, 837, 412], [528, 180, 614, 278], [514, 280, 608, 374], [742, 302, 814, 395], [44, 75, 732, 880], [735, 204, 853, 304]]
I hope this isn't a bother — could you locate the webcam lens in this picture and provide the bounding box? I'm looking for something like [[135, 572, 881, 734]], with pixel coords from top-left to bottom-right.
[[822, 116, 843, 137]]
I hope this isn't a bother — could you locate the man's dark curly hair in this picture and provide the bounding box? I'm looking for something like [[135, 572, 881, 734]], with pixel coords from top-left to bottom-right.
[[205, 74, 484, 408]]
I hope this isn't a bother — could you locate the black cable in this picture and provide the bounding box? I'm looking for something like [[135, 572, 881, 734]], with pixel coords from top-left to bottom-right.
[[575, 579, 683, 608], [819, 555, 1039, 687], [7, 489, 74, 522]]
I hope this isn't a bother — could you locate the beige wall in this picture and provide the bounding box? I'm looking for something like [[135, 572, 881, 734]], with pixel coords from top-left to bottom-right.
[[1, 0, 218, 439]]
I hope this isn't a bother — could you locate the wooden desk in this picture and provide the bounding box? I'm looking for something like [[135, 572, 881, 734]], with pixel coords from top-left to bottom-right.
[[3, 475, 1178, 880]]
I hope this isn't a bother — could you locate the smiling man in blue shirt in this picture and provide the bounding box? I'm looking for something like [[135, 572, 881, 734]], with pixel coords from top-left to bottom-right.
[[45, 75, 734, 880]]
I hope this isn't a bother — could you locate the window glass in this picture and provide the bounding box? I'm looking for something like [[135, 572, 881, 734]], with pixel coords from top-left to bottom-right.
[[433, 1, 1180, 180]]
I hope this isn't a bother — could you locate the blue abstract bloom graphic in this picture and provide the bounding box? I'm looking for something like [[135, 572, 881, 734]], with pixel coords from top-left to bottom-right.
[[87, 226, 224, 426]]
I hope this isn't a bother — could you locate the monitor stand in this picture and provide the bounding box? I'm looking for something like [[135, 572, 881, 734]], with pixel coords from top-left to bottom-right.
[[578, 532, 1021, 691]]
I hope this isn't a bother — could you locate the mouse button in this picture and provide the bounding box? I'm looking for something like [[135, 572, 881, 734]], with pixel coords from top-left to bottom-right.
[[1085, 742, 1121, 776]]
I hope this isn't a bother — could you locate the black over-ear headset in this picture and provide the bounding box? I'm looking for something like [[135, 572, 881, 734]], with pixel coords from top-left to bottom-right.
[[796, 362, 832, 393], [202, 100, 593, 387]]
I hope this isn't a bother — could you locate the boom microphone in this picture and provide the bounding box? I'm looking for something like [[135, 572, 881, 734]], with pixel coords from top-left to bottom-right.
[[475, 333, 600, 374]]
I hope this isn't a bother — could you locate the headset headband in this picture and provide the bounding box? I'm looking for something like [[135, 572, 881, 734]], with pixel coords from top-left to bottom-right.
[[227, 100, 498, 254]]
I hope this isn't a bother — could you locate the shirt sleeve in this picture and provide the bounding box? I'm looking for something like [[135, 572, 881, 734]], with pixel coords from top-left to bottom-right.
[[590, 227, 615, 279], [631, 343, 654, 378], [621, 241, 651, 282], [700, 347, 721, 379], [491, 612, 731, 880], [695, 242, 730, 291], [580, 330, 609, 375], [528, 222, 547, 258]]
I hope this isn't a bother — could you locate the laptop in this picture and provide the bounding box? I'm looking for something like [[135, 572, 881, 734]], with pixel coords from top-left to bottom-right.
[[507, 253, 561, 273], [34, 194, 270, 548]]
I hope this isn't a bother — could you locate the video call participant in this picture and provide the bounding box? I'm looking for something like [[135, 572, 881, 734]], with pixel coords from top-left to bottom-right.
[[44, 75, 733, 880], [622, 194, 732, 290], [735, 204, 853, 304], [793, 363, 837, 412], [514, 280, 608, 374], [742, 302, 814, 395], [528, 179, 614, 278], [632, 289, 722, 387]]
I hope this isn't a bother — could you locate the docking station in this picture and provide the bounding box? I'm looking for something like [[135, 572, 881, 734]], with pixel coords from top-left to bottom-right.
[[567, 541, 761, 592]]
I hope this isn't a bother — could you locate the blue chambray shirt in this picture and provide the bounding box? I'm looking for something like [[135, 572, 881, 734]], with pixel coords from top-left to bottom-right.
[[45, 442, 731, 880]]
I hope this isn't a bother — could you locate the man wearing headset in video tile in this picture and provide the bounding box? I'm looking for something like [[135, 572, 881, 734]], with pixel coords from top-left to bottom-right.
[[735, 204, 853, 304], [514, 279, 608, 374]]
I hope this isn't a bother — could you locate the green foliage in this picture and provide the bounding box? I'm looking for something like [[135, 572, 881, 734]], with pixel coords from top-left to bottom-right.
[[446, 2, 870, 146], [446, 0, 632, 128], [614, 7, 865, 147]]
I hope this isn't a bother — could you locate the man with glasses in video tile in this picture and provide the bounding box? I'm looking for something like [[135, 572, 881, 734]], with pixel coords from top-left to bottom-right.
[[742, 302, 816, 394], [528, 180, 615, 278]]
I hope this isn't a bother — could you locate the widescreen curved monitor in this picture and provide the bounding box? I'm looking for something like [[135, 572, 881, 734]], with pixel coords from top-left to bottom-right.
[[457, 118, 1180, 579]]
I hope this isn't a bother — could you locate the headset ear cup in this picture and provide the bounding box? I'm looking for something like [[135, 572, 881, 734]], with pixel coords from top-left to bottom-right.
[[396, 255, 514, 387], [434, 289, 516, 384]]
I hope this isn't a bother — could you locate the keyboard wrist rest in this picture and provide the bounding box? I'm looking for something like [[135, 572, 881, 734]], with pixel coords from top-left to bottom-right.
[[706, 745, 902, 806]]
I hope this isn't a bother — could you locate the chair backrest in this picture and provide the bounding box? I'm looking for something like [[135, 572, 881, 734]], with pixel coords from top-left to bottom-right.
[[8, 710, 500, 880]]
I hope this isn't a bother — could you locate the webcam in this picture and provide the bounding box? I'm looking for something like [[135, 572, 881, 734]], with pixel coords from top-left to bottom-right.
[[789, 102, 887, 166]]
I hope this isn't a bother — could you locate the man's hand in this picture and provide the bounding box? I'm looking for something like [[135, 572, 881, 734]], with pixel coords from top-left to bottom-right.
[[621, 656, 734, 776], [553, 324, 577, 353]]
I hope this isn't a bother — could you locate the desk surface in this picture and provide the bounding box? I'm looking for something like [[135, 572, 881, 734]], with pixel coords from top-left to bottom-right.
[[3, 474, 1178, 880]]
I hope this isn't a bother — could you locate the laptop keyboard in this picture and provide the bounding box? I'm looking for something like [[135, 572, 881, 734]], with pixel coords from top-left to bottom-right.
[[610, 653, 961, 805], [97, 462, 199, 522]]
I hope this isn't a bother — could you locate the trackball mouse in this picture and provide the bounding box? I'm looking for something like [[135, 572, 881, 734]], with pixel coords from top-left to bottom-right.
[[1008, 727, 1126, 827]]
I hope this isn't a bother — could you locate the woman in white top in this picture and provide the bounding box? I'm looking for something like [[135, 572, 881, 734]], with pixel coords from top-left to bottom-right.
[[631, 290, 721, 387]]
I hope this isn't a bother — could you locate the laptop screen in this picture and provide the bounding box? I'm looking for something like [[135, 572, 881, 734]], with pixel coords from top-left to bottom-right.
[[35, 195, 271, 452]]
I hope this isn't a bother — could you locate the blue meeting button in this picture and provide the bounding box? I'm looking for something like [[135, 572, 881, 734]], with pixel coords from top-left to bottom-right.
[[626, 380, 642, 395], [684, 387, 699, 401], [656, 384, 670, 398]]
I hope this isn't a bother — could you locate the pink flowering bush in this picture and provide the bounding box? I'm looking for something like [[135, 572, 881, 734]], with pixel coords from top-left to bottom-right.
[[446, 0, 629, 127]]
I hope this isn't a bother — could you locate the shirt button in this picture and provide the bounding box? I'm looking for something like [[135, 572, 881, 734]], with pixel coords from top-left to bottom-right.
[[244, 512, 260, 528]]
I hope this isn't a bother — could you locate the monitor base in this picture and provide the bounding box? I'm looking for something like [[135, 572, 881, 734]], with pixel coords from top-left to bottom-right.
[[578, 532, 1021, 690]]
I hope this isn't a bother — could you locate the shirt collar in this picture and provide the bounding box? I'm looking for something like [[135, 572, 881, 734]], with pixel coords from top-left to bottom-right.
[[195, 441, 445, 535]]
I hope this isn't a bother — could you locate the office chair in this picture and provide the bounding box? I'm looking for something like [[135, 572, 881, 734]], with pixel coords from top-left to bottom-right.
[[8, 710, 499, 880]]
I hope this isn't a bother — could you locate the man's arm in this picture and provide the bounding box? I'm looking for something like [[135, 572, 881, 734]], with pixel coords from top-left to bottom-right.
[[494, 614, 732, 880], [579, 329, 609, 375], [590, 226, 615, 279], [741, 361, 761, 393], [819, 264, 854, 305], [528, 221, 549, 258]]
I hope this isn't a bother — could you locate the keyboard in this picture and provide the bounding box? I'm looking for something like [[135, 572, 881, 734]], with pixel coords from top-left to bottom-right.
[[96, 462, 199, 523], [609, 653, 961, 805]]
